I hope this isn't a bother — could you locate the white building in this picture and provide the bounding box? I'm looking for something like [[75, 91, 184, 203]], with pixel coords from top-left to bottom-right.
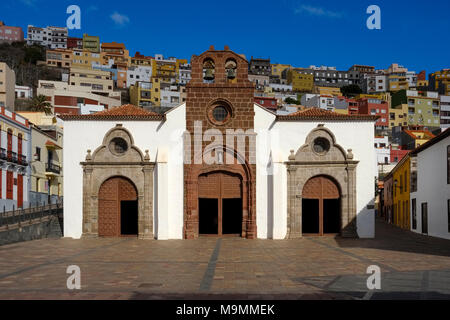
[[269, 83, 292, 92], [27, 25, 68, 49], [179, 63, 191, 85], [410, 129, 450, 239], [61, 47, 376, 241], [440, 95, 450, 129], [301, 94, 335, 111], [15, 85, 33, 99], [363, 73, 387, 93], [0, 108, 31, 211], [127, 66, 152, 87]]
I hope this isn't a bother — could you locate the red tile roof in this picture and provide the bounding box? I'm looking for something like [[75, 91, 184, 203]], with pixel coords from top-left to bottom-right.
[[403, 129, 435, 140], [276, 107, 378, 121], [411, 128, 450, 155], [58, 104, 164, 121]]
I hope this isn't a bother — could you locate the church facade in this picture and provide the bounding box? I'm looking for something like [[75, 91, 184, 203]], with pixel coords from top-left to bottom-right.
[[62, 46, 377, 240]]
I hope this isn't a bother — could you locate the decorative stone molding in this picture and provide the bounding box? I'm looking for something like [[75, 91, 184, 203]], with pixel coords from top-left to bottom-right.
[[285, 126, 359, 238], [80, 124, 155, 239]]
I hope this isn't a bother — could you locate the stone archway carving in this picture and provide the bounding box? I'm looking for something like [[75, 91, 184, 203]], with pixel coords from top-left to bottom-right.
[[286, 125, 359, 238], [81, 124, 155, 239]]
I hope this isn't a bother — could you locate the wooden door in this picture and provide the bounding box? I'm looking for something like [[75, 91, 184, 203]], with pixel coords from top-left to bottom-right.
[[98, 177, 137, 237], [302, 176, 340, 235], [17, 174, 23, 208], [198, 171, 242, 236]]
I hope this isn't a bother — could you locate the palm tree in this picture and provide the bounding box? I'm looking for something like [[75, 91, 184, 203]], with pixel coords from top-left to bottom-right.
[[29, 94, 53, 115]]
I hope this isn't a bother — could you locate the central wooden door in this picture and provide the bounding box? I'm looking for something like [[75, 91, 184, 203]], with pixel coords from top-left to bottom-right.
[[302, 176, 340, 235], [198, 171, 242, 236], [98, 177, 138, 237]]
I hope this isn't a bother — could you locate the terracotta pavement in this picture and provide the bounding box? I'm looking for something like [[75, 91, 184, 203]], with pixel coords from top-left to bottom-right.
[[0, 219, 450, 300]]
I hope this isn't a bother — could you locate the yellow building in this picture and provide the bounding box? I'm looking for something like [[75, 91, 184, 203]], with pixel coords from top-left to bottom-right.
[[152, 59, 177, 84], [150, 77, 161, 106], [388, 104, 408, 128], [30, 124, 63, 204], [71, 49, 102, 69], [129, 81, 153, 107], [46, 49, 72, 68], [403, 129, 435, 149], [287, 69, 314, 92], [0, 62, 15, 110], [391, 154, 410, 229], [131, 52, 153, 67], [69, 67, 114, 93], [417, 79, 428, 88], [271, 63, 291, 78], [313, 86, 341, 96], [388, 74, 409, 92], [429, 69, 450, 95], [82, 34, 100, 53]]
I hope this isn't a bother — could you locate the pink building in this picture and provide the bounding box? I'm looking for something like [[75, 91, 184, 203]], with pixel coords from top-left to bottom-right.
[[0, 21, 24, 43]]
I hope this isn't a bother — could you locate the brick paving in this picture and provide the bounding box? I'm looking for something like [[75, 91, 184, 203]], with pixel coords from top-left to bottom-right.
[[0, 218, 450, 299]]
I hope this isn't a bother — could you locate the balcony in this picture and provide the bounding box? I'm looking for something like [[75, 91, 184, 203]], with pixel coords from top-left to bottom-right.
[[46, 163, 61, 175], [0, 148, 6, 161], [18, 154, 28, 166]]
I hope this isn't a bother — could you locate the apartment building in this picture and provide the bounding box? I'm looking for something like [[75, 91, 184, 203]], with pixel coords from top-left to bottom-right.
[[129, 81, 152, 107], [0, 108, 31, 210], [179, 63, 191, 85], [37, 80, 121, 115], [71, 48, 102, 69], [389, 104, 408, 128], [27, 25, 68, 49], [301, 94, 335, 111], [67, 37, 82, 49], [152, 54, 178, 84], [15, 85, 33, 99], [440, 95, 450, 129], [131, 52, 153, 67], [362, 72, 387, 93], [429, 69, 450, 95], [392, 90, 440, 127], [0, 21, 24, 43], [82, 34, 100, 53], [29, 124, 63, 205], [46, 49, 72, 68], [254, 97, 278, 111], [127, 66, 152, 87], [286, 68, 314, 92], [69, 67, 114, 93], [0, 62, 15, 111], [357, 97, 389, 130], [160, 83, 186, 107]]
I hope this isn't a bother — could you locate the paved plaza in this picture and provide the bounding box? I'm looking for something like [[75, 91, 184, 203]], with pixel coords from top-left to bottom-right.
[[1, 218, 450, 299]]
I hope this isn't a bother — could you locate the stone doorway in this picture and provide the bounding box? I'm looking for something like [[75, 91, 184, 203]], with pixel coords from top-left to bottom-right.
[[198, 171, 243, 237], [98, 176, 138, 237], [302, 176, 341, 236]]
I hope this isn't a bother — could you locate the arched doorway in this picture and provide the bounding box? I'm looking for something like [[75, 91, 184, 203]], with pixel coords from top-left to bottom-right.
[[302, 176, 341, 235], [198, 171, 243, 236], [98, 176, 138, 237]]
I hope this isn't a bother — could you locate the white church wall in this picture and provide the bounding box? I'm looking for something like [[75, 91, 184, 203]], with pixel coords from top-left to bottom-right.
[[63, 104, 186, 239], [270, 120, 376, 238]]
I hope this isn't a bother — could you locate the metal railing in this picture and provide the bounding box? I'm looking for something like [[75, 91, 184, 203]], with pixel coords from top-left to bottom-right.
[[46, 163, 61, 174], [0, 201, 63, 230]]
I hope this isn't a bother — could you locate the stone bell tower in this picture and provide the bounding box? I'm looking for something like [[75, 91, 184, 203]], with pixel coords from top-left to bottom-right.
[[183, 45, 257, 239]]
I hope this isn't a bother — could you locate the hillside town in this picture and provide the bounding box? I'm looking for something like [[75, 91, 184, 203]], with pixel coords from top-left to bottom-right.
[[0, 20, 449, 242]]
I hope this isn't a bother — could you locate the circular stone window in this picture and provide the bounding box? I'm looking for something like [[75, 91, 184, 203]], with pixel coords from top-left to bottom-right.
[[109, 137, 128, 156], [212, 106, 229, 122], [312, 137, 330, 154]]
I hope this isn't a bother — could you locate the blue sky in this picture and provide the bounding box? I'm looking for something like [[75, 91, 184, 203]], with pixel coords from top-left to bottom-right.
[[2, 0, 450, 73]]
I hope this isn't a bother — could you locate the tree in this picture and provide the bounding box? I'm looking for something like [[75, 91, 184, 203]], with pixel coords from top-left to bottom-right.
[[340, 84, 362, 98], [285, 97, 301, 105], [29, 95, 53, 115]]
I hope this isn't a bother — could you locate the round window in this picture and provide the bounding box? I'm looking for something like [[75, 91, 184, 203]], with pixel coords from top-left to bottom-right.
[[313, 137, 330, 154], [109, 137, 128, 155], [212, 106, 229, 122]]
